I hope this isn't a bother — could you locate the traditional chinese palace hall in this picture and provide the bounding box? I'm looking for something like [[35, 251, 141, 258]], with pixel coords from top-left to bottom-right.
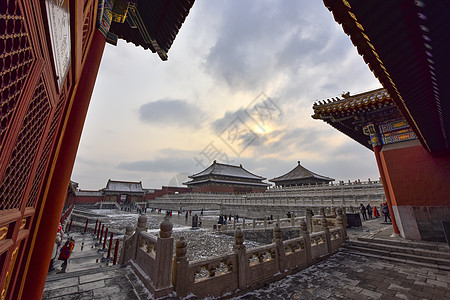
[[270, 161, 334, 187], [314, 0, 450, 242], [0, 0, 195, 299], [184, 161, 270, 194]]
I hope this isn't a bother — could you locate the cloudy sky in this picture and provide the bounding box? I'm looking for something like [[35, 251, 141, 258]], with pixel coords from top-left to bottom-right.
[[71, 0, 383, 190]]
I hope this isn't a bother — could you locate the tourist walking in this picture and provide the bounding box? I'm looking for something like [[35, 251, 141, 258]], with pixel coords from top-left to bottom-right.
[[366, 204, 373, 219], [58, 237, 75, 273], [49, 230, 62, 271], [373, 205, 380, 218], [382, 203, 391, 222], [360, 203, 367, 220]]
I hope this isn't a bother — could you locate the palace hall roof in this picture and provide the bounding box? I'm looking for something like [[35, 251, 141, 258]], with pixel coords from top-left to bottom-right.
[[188, 161, 266, 181], [270, 161, 334, 184], [103, 0, 195, 60], [312, 89, 403, 150], [103, 179, 145, 193], [322, 0, 450, 153]]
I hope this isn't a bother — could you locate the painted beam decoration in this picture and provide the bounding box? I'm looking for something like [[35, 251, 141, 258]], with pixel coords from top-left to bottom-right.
[[379, 120, 417, 145], [312, 88, 417, 149]]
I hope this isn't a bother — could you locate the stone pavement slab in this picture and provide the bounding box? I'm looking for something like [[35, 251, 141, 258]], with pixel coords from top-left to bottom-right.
[[229, 251, 450, 300], [43, 265, 151, 300]]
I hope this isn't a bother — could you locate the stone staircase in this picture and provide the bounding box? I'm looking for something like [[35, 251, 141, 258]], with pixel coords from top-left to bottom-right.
[[342, 236, 450, 271]]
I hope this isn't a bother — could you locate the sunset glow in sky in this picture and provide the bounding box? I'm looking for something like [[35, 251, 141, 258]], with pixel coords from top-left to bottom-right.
[[71, 0, 383, 190]]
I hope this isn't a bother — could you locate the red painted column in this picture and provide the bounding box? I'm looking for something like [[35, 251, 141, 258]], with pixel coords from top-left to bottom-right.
[[20, 30, 106, 299], [84, 219, 89, 233], [100, 224, 105, 244], [373, 145, 400, 235], [94, 219, 98, 235], [107, 232, 114, 258], [113, 239, 120, 265], [103, 227, 108, 249], [97, 221, 102, 239]]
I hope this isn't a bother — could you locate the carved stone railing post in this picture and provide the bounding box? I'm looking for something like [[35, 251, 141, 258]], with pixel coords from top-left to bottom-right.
[[336, 208, 347, 240], [319, 207, 325, 218], [253, 219, 256, 229], [291, 214, 295, 227], [233, 227, 247, 291], [155, 217, 174, 290], [119, 225, 135, 265], [242, 218, 246, 229], [305, 208, 313, 233], [273, 223, 286, 272], [331, 207, 337, 217], [336, 215, 345, 243], [264, 218, 267, 228], [321, 217, 332, 254], [342, 206, 348, 228], [172, 237, 188, 297], [300, 219, 312, 264], [137, 214, 147, 248]]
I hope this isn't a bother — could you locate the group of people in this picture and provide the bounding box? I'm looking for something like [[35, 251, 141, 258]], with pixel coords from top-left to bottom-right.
[[359, 203, 391, 222], [49, 223, 75, 273]]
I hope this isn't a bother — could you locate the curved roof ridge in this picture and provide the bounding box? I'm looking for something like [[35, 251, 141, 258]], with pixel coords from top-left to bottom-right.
[[189, 161, 266, 180], [270, 161, 334, 182]]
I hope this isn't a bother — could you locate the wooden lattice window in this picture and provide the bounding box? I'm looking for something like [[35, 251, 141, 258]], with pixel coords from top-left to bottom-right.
[[0, 0, 34, 148], [0, 78, 50, 210]]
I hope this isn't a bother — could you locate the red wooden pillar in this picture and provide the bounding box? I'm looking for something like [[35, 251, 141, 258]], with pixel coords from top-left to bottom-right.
[[107, 232, 114, 258], [84, 219, 89, 233], [97, 221, 102, 239], [68, 218, 73, 232], [103, 228, 108, 249], [113, 239, 120, 265], [100, 224, 105, 244], [20, 30, 106, 299], [373, 145, 400, 235], [94, 219, 98, 235]]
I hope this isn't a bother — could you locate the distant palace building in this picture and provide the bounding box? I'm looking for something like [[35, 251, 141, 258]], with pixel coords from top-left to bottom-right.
[[70, 180, 189, 205], [184, 161, 269, 193], [270, 161, 334, 187]]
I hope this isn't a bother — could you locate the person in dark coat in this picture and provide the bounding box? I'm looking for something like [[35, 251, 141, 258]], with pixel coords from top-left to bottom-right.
[[382, 203, 391, 222], [366, 204, 373, 219], [360, 203, 367, 220]]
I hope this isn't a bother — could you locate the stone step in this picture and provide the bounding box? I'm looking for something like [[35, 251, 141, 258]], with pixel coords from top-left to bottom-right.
[[342, 244, 450, 269], [341, 248, 450, 272], [46, 264, 121, 282], [348, 239, 450, 260], [356, 236, 450, 253]]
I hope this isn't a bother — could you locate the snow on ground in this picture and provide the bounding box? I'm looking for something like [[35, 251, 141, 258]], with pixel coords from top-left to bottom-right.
[[87, 208, 262, 261]]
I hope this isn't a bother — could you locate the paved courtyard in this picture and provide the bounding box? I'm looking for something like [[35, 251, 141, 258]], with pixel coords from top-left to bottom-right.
[[43, 211, 450, 299], [232, 252, 450, 300]]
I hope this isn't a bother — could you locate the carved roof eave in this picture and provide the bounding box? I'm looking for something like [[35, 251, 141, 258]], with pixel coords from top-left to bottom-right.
[[312, 88, 391, 119]]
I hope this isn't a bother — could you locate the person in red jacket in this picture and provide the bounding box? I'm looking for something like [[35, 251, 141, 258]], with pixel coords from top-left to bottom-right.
[[373, 205, 380, 218], [58, 237, 75, 273]]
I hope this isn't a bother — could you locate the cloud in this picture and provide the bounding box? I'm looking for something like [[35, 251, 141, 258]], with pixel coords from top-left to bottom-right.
[[138, 99, 205, 128], [202, 0, 351, 92]]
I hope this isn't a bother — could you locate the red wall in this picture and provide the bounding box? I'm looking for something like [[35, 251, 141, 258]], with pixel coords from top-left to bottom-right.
[[145, 186, 190, 200], [380, 141, 450, 207], [74, 196, 103, 204]]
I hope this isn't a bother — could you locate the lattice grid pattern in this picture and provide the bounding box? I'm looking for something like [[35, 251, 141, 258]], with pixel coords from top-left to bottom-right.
[[0, 0, 34, 148], [0, 78, 51, 210], [26, 93, 66, 208], [82, 7, 92, 52]]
